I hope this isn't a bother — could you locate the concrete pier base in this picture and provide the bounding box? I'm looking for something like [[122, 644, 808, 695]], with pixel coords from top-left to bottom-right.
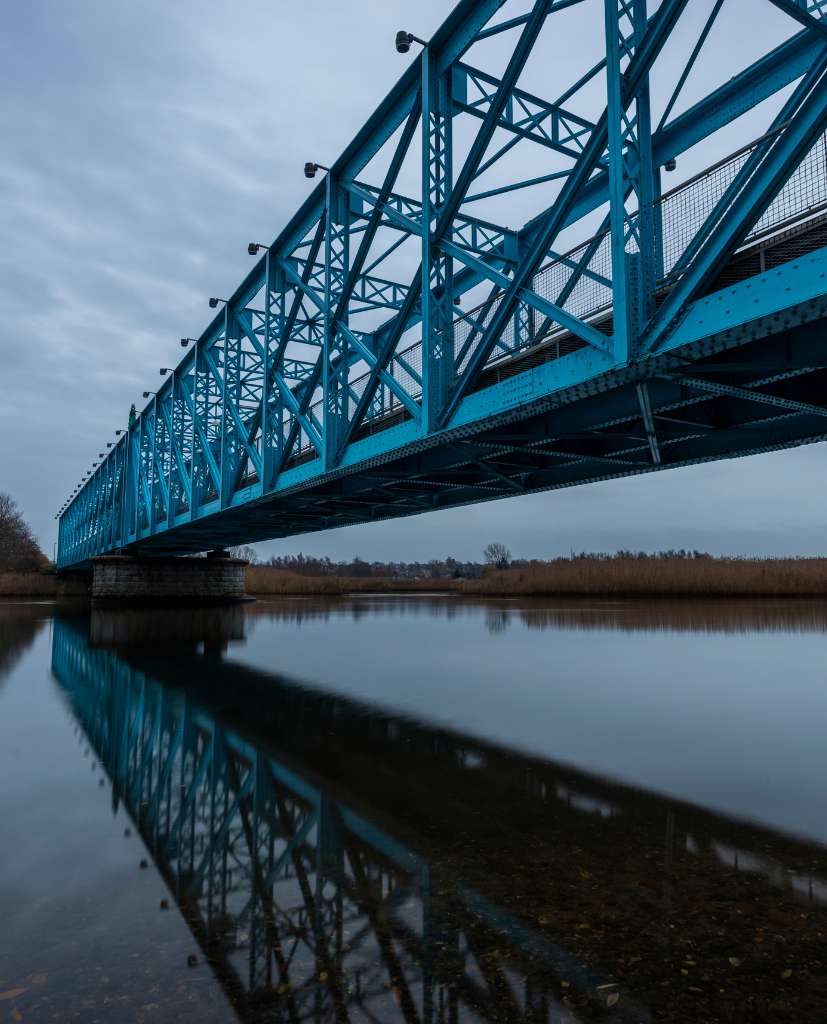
[[91, 554, 249, 603]]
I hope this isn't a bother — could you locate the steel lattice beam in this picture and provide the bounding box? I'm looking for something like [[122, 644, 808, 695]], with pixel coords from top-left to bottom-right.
[[57, 0, 827, 567]]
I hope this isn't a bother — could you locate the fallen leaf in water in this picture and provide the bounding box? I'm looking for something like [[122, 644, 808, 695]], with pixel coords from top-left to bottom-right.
[[728, 957, 742, 967], [781, 969, 792, 980], [0, 989, 28, 1001], [606, 992, 619, 1008]]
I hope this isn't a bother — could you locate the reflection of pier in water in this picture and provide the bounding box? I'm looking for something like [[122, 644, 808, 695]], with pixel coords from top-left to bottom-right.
[[52, 609, 827, 1023]]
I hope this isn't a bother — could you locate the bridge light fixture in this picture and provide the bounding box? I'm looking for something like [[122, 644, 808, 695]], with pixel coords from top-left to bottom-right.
[[208, 297, 227, 309], [395, 30, 426, 54], [143, 390, 156, 399], [664, 157, 677, 172], [159, 367, 173, 376], [181, 337, 196, 348], [106, 442, 113, 448], [304, 162, 329, 179], [247, 242, 268, 256]]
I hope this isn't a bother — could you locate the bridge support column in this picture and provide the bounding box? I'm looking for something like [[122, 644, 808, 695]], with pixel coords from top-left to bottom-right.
[[91, 554, 249, 603]]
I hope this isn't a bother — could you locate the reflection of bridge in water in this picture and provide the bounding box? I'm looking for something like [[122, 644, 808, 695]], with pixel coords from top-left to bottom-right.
[[52, 608, 827, 1022]]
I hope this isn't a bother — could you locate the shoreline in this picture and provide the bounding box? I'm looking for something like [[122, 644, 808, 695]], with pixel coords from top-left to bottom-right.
[[4, 556, 827, 601]]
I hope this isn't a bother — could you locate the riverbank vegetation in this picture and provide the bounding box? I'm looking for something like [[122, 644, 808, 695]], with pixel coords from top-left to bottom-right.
[[0, 493, 45, 572], [3, 493, 826, 600], [458, 552, 827, 597], [247, 551, 827, 598], [0, 493, 58, 596]]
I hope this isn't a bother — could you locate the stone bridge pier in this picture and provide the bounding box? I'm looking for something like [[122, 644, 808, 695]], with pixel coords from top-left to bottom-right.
[[91, 551, 249, 602]]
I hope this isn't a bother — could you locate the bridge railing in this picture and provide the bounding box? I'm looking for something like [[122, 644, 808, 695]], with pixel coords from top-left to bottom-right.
[[293, 128, 827, 458]]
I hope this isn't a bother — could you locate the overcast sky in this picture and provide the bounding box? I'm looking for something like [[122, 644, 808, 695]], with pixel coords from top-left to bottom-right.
[[2, 0, 825, 563]]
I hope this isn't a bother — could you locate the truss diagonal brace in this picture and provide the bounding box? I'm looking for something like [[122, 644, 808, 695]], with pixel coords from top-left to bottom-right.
[[678, 376, 827, 418], [767, 0, 827, 38], [636, 382, 661, 464]]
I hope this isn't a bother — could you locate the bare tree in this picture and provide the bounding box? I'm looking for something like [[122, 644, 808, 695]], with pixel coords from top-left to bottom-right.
[[228, 544, 259, 564], [483, 542, 511, 570], [0, 494, 43, 570]]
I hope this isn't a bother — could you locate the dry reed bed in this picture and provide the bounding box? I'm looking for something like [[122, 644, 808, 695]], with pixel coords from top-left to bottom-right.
[[0, 571, 59, 597], [245, 566, 455, 595], [0, 571, 89, 597], [5, 558, 827, 600], [459, 557, 827, 597]]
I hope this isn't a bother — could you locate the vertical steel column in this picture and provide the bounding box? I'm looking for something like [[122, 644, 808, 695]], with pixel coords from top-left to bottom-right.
[[262, 254, 285, 493], [149, 397, 158, 531], [220, 306, 234, 509], [191, 340, 204, 516], [166, 376, 176, 529], [421, 48, 454, 434], [323, 176, 350, 471], [605, 0, 658, 364], [131, 418, 142, 541]]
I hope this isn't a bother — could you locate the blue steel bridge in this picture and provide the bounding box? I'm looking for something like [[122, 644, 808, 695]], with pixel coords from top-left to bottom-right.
[[57, 0, 827, 568]]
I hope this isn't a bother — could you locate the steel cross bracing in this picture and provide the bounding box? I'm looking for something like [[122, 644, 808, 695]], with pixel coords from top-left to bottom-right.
[[57, 0, 827, 567]]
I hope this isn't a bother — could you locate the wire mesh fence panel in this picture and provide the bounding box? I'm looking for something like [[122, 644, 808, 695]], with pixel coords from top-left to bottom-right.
[[295, 131, 827, 445], [750, 134, 827, 238]]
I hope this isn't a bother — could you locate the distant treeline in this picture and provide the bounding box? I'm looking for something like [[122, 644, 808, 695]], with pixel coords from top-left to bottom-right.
[[252, 547, 715, 581], [257, 552, 486, 579]]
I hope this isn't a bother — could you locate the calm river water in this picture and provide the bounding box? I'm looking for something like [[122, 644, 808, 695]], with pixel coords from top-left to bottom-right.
[[1, 595, 826, 1023]]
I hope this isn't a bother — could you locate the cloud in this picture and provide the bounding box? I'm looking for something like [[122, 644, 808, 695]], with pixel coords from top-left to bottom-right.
[[1, 0, 823, 557]]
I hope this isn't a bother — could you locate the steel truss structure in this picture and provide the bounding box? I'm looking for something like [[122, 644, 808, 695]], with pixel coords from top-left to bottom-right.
[[53, 617, 630, 1023], [52, 612, 827, 1022], [57, 0, 827, 567]]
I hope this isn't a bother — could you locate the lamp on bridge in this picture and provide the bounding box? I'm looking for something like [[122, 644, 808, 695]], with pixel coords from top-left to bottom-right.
[[159, 367, 173, 376], [395, 30, 426, 54], [664, 158, 677, 172], [115, 429, 124, 436], [142, 390, 155, 399], [247, 242, 268, 256], [180, 337, 196, 347], [208, 297, 227, 309], [304, 162, 329, 179]]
